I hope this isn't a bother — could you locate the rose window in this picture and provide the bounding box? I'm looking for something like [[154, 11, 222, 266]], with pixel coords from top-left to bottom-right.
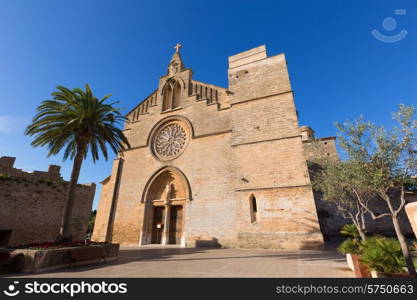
[[152, 122, 189, 160]]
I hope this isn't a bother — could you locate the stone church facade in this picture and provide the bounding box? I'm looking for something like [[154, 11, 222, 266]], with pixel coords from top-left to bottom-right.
[[92, 45, 336, 249]]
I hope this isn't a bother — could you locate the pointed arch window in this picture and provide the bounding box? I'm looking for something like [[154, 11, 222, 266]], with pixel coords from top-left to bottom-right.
[[162, 84, 172, 111], [172, 81, 181, 109], [162, 80, 182, 112], [249, 194, 258, 223]]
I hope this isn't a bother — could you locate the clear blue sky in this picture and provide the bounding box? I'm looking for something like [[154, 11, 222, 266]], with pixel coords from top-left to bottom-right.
[[0, 0, 416, 210]]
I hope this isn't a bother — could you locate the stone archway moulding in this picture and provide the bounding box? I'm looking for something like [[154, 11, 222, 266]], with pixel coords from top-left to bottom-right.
[[140, 166, 193, 203]]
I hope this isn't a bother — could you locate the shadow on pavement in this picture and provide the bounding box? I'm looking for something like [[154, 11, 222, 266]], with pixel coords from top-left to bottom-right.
[[6, 239, 348, 277]]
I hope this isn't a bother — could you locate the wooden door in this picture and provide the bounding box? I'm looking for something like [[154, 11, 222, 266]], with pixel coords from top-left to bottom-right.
[[168, 206, 183, 244], [151, 206, 164, 244]]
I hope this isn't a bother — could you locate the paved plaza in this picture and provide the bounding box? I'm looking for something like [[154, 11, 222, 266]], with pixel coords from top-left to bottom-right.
[[9, 244, 354, 278]]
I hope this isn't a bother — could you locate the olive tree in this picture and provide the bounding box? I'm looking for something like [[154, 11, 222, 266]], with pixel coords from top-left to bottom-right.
[[334, 104, 416, 276], [310, 158, 369, 241]]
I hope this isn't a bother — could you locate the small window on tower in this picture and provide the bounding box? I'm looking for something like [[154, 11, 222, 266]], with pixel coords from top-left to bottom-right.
[[250, 195, 258, 223]]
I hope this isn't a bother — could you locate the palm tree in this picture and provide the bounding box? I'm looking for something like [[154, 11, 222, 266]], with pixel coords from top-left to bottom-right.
[[25, 84, 130, 241]]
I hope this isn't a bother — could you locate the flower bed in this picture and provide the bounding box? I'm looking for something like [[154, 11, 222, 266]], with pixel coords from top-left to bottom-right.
[[8, 243, 119, 273]]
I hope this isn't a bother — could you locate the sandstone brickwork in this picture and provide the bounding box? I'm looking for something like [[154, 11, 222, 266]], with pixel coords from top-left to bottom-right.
[[405, 202, 417, 238], [92, 45, 326, 249], [0, 156, 95, 246]]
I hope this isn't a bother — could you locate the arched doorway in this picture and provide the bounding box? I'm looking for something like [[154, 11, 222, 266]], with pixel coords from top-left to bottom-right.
[[140, 167, 191, 246]]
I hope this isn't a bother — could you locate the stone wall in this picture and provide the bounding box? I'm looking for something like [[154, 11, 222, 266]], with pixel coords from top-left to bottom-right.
[[302, 137, 338, 160], [405, 202, 417, 238], [0, 156, 95, 246]]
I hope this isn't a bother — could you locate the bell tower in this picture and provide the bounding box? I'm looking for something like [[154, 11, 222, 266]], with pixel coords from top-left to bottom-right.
[[228, 45, 323, 249]]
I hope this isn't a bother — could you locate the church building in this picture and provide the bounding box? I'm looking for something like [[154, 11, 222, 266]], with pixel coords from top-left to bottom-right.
[[92, 45, 336, 249]]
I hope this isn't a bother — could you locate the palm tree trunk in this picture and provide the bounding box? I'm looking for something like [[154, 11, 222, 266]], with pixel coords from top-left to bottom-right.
[[59, 146, 84, 240], [391, 215, 416, 276]]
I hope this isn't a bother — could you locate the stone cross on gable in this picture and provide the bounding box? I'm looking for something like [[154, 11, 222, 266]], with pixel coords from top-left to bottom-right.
[[174, 43, 182, 53]]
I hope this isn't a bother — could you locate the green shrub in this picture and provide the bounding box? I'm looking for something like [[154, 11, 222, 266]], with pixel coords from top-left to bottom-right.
[[338, 238, 361, 254], [338, 224, 362, 255], [38, 179, 54, 186], [0, 174, 12, 181], [340, 224, 360, 238], [360, 236, 406, 274]]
